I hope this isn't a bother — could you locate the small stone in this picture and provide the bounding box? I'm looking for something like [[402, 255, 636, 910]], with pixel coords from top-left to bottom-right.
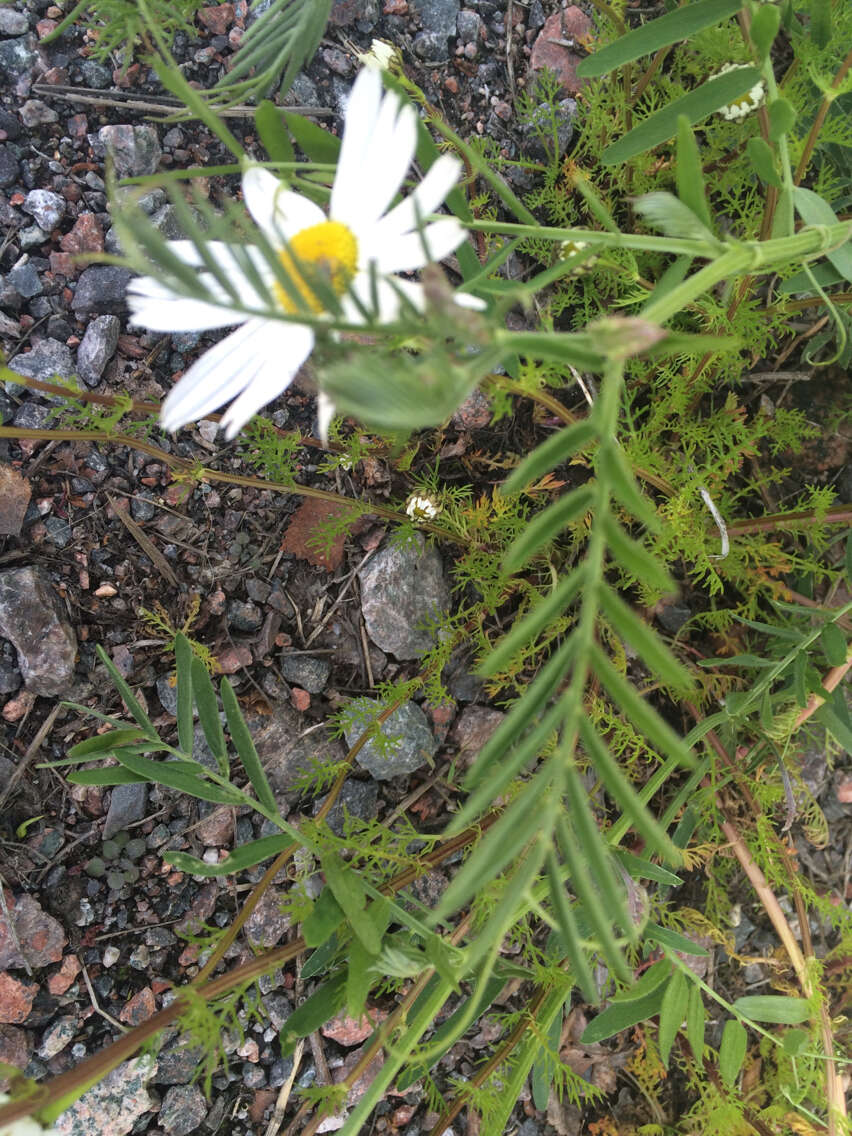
[[0, 1025, 32, 1088], [0, 36, 39, 81], [343, 698, 437, 780], [314, 778, 378, 836], [60, 212, 104, 254], [152, 1044, 205, 1085], [97, 124, 161, 178], [23, 189, 65, 232], [38, 1016, 77, 1058], [102, 782, 148, 840], [358, 534, 449, 659], [71, 266, 133, 315], [48, 956, 81, 996], [198, 4, 235, 35], [0, 568, 77, 697], [53, 1055, 156, 1136], [195, 807, 234, 846], [656, 601, 692, 635], [449, 706, 504, 768], [521, 99, 577, 161], [78, 60, 111, 88], [119, 986, 156, 1026], [0, 464, 31, 537], [20, 100, 58, 127], [76, 314, 120, 387], [18, 223, 49, 250], [409, 0, 459, 37], [0, 145, 18, 188], [0, 974, 38, 1023], [129, 491, 156, 522], [529, 7, 593, 95], [0, 9, 28, 34], [102, 946, 120, 968], [227, 599, 263, 633], [280, 654, 330, 693], [412, 30, 445, 60], [44, 516, 72, 548], [7, 262, 42, 299], [451, 387, 490, 430], [321, 1008, 386, 1046], [456, 9, 481, 42], [7, 338, 73, 384], [244, 889, 291, 949], [215, 645, 252, 673], [159, 1084, 207, 1136]]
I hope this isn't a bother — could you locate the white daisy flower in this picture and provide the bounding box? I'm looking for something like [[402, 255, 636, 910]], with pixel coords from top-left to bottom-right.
[[127, 68, 471, 441], [0, 1095, 58, 1136], [405, 493, 442, 521], [713, 61, 766, 121], [357, 39, 399, 72]]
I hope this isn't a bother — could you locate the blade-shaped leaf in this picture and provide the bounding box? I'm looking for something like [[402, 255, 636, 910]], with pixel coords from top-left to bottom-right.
[[112, 751, 243, 805], [255, 100, 296, 164], [280, 972, 347, 1057], [484, 573, 582, 676], [659, 968, 688, 1066], [546, 849, 599, 1004], [532, 1004, 564, 1110], [501, 419, 597, 496], [732, 995, 810, 1024], [793, 187, 852, 283], [68, 728, 150, 758], [676, 116, 713, 231], [599, 584, 694, 691], [601, 513, 674, 593], [579, 717, 681, 862], [601, 67, 764, 165], [95, 645, 156, 736], [580, 983, 667, 1044], [632, 192, 720, 246], [67, 767, 149, 787], [164, 833, 294, 877], [174, 633, 194, 758], [687, 983, 705, 1060], [323, 853, 382, 956], [220, 678, 279, 816], [576, 0, 743, 77], [190, 657, 228, 776], [719, 1018, 747, 1086], [284, 111, 342, 165], [502, 488, 594, 574]]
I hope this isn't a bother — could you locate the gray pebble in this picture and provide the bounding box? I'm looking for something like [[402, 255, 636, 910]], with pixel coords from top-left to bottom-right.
[[76, 314, 120, 386], [280, 654, 330, 693], [23, 188, 65, 232]]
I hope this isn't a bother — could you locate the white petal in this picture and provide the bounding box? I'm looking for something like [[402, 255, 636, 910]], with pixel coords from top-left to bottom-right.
[[363, 100, 418, 228], [331, 70, 383, 222], [371, 154, 462, 240], [342, 274, 424, 324], [367, 218, 467, 273], [127, 278, 247, 333], [242, 166, 325, 244], [316, 391, 336, 445], [333, 82, 418, 232], [219, 323, 315, 439]]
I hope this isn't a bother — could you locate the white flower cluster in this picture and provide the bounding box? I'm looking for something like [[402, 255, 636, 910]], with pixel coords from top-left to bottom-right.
[[558, 239, 598, 276], [713, 62, 766, 120], [405, 494, 442, 521], [0, 1095, 58, 1136]]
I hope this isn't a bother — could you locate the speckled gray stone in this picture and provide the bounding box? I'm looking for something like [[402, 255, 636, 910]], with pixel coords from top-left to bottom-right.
[[159, 1084, 207, 1136], [0, 567, 77, 696], [23, 189, 65, 232], [343, 698, 437, 780], [53, 1055, 156, 1136], [96, 124, 161, 177], [358, 534, 449, 660], [76, 314, 120, 386]]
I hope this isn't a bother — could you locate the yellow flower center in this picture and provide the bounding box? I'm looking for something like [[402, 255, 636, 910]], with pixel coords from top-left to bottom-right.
[[273, 221, 359, 314]]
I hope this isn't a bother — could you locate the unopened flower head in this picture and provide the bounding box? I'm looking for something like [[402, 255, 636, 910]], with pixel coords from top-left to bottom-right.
[[557, 238, 598, 276], [357, 39, 399, 72], [0, 1095, 58, 1136], [405, 493, 442, 521], [127, 69, 474, 441], [713, 62, 766, 120]]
